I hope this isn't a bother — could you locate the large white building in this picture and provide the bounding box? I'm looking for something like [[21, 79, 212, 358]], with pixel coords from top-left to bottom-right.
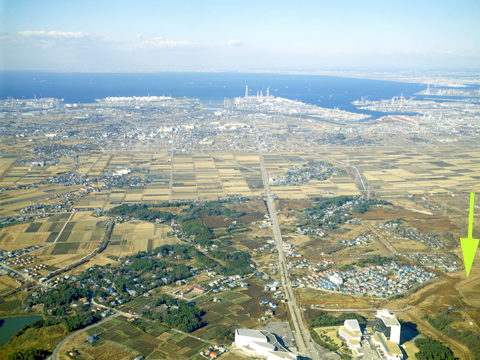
[[372, 332, 403, 360], [338, 319, 362, 356], [234, 329, 297, 360], [374, 309, 401, 344], [329, 273, 343, 285], [372, 310, 403, 360]]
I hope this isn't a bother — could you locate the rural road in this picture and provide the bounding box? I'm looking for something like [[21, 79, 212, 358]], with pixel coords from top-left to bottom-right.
[[363, 221, 399, 255], [316, 306, 412, 312], [50, 313, 120, 360]]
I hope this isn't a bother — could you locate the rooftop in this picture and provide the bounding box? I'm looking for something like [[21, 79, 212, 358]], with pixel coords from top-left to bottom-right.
[[236, 329, 266, 340], [373, 332, 402, 356], [345, 319, 361, 332], [376, 309, 400, 326]]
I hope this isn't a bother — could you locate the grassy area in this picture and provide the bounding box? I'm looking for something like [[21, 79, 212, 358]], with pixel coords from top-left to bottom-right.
[[0, 324, 67, 359], [300, 291, 354, 301], [314, 326, 343, 348], [402, 341, 420, 359], [0, 299, 22, 312]]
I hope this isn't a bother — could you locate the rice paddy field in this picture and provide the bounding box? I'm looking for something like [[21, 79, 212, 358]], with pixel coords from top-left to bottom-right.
[[325, 147, 480, 196], [0, 210, 173, 264], [0, 212, 71, 250], [128, 151, 358, 200], [1, 148, 478, 212], [73, 282, 277, 360], [66, 316, 208, 360], [0, 184, 81, 216], [0, 154, 112, 188], [112, 279, 288, 358], [104, 220, 176, 255]]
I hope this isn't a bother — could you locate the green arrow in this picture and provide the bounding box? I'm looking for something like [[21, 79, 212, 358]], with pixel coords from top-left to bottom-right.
[[461, 192, 479, 278]]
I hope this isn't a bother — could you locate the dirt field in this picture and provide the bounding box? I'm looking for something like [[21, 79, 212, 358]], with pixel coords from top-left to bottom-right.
[[233, 200, 268, 223], [148, 205, 189, 215], [201, 215, 233, 228], [276, 199, 313, 212], [357, 206, 459, 234], [59, 339, 136, 360]]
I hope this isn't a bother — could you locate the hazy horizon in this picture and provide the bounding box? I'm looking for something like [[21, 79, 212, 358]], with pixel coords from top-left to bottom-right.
[[1, 0, 479, 72]]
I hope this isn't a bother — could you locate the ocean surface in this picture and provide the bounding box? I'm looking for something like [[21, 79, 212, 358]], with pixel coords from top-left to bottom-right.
[[0, 71, 430, 119]]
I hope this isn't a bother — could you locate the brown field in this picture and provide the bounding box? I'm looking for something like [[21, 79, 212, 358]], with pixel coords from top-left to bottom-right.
[[201, 215, 233, 228], [0, 276, 20, 293], [104, 221, 176, 255], [276, 199, 313, 212], [358, 206, 460, 234], [59, 339, 136, 360], [148, 205, 189, 215]]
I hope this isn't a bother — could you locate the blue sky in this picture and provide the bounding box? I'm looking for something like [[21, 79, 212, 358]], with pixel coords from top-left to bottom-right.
[[1, 0, 479, 71]]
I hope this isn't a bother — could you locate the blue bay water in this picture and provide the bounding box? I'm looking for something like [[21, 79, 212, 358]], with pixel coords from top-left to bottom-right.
[[0, 71, 428, 119]]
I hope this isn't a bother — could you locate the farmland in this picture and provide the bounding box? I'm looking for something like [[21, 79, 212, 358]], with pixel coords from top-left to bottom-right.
[[1, 95, 480, 360], [58, 276, 290, 360], [323, 147, 480, 196], [1, 146, 480, 216]]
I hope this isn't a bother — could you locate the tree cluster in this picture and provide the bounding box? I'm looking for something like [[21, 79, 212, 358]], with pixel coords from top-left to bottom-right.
[[414, 337, 455, 360], [36, 282, 89, 311], [141, 293, 205, 333], [309, 313, 366, 328], [210, 249, 254, 276], [425, 313, 480, 358], [8, 348, 49, 360], [176, 201, 245, 224], [353, 255, 397, 267], [305, 196, 392, 228], [61, 312, 98, 332], [108, 203, 176, 222], [182, 220, 214, 245]]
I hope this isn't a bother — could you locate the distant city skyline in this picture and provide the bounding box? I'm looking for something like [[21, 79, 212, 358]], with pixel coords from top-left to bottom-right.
[[1, 0, 479, 71]]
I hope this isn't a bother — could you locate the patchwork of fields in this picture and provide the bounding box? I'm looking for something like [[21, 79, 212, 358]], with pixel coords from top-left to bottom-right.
[[326, 147, 480, 195], [0, 212, 174, 256], [105, 221, 176, 254], [1, 148, 478, 214], [74, 280, 286, 360]]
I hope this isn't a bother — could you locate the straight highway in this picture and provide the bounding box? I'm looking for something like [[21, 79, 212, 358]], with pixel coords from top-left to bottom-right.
[[254, 121, 321, 360]]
